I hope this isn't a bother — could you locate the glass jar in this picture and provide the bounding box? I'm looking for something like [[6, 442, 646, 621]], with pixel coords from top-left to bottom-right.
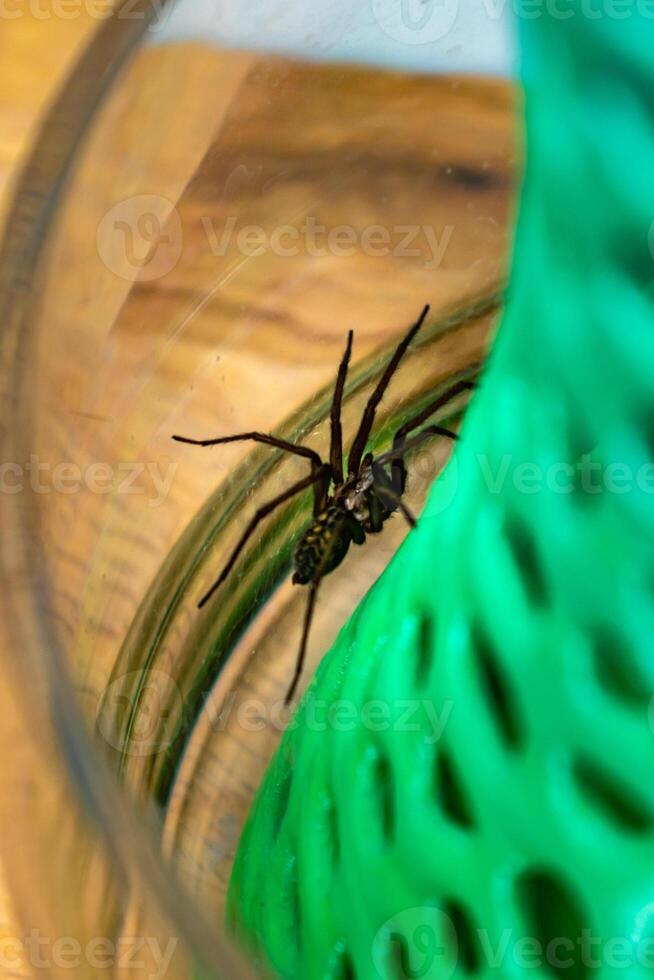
[[0, 6, 513, 977]]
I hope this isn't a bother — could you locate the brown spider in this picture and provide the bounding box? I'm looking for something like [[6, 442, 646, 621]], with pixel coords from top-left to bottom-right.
[[173, 305, 476, 704]]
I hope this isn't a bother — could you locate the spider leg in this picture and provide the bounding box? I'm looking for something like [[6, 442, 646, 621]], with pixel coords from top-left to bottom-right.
[[198, 463, 331, 609], [173, 430, 323, 472], [392, 378, 477, 446], [285, 508, 348, 704], [387, 376, 477, 494], [371, 462, 417, 529], [312, 460, 333, 517], [329, 330, 354, 486], [379, 424, 458, 500], [173, 429, 328, 516], [347, 304, 430, 476], [285, 580, 320, 705], [377, 425, 459, 467]]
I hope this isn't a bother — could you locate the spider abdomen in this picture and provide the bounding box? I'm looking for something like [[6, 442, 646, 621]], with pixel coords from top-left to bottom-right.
[[292, 504, 354, 585]]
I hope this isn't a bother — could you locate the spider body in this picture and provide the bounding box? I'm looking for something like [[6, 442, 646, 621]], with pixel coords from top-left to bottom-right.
[[340, 459, 387, 532], [292, 503, 363, 586], [173, 304, 477, 704], [292, 462, 389, 586]]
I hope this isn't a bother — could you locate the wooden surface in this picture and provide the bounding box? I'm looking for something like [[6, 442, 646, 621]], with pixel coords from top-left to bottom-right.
[[35, 55, 515, 709], [0, 12, 518, 976]]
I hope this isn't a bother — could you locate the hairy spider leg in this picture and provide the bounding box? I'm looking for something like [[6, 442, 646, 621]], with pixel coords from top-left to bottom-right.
[[376, 424, 459, 514], [329, 330, 354, 485], [383, 424, 458, 499], [387, 377, 477, 495], [370, 461, 418, 529], [197, 464, 332, 609], [371, 388, 475, 526], [285, 581, 319, 706], [172, 431, 327, 516], [285, 509, 346, 704], [347, 304, 430, 477]]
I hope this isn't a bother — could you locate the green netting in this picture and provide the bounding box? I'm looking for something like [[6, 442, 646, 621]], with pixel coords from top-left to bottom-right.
[[228, 9, 654, 980]]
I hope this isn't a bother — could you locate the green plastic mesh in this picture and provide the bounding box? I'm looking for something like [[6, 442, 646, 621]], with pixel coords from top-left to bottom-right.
[[228, 10, 654, 980]]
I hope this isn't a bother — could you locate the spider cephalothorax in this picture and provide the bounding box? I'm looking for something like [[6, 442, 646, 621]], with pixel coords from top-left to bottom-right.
[[341, 460, 378, 526], [173, 305, 477, 703]]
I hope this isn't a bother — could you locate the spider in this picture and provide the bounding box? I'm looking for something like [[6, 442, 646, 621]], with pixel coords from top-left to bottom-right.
[[173, 304, 476, 704]]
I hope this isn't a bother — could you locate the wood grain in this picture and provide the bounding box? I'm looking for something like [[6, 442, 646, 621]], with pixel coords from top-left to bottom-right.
[[32, 54, 516, 721], [42, 52, 515, 926], [0, 14, 518, 973]]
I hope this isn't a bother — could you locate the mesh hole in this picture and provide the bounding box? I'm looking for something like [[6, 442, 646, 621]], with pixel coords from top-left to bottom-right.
[[328, 945, 355, 980], [573, 454, 605, 506], [434, 751, 475, 829], [341, 954, 355, 980], [472, 622, 523, 750], [416, 612, 435, 686], [568, 421, 600, 506], [504, 513, 549, 607], [517, 869, 588, 980], [326, 795, 340, 866], [387, 928, 436, 980], [364, 744, 396, 843], [591, 625, 651, 706], [567, 417, 595, 461], [634, 405, 654, 462], [442, 899, 480, 973], [574, 757, 653, 833]]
